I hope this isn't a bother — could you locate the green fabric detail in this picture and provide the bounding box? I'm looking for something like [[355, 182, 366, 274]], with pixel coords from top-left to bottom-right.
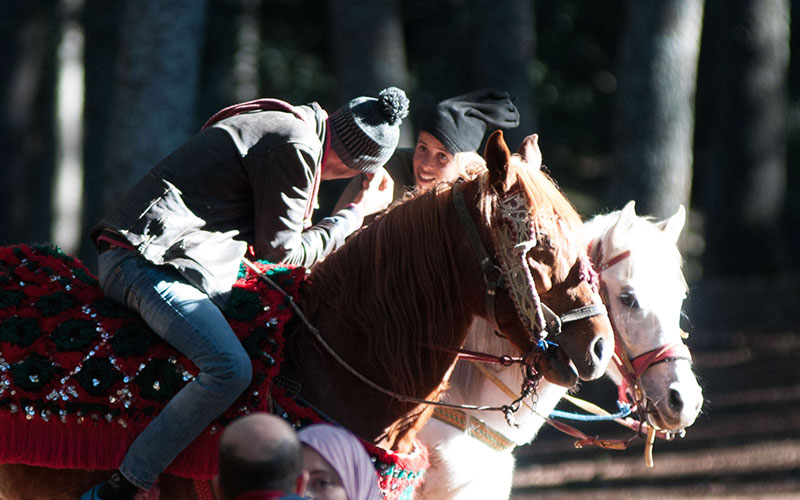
[[223, 287, 263, 321], [0, 289, 25, 310], [0, 317, 41, 347], [72, 267, 98, 285], [51, 319, 99, 352], [10, 353, 61, 392], [35, 292, 76, 316], [74, 357, 123, 397], [136, 359, 183, 403], [110, 323, 156, 357], [240, 326, 276, 366]]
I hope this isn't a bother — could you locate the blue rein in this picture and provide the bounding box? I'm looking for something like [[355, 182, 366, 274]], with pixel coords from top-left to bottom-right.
[[549, 401, 632, 422]]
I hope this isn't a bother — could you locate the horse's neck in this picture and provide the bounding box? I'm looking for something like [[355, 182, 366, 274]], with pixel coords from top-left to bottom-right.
[[295, 187, 484, 451], [443, 320, 568, 446]]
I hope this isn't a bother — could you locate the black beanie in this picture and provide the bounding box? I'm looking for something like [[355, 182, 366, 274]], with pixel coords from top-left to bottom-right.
[[420, 89, 520, 154]]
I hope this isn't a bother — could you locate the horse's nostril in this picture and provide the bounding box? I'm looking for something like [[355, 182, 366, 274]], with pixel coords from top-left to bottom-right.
[[669, 388, 684, 413], [592, 337, 604, 361]]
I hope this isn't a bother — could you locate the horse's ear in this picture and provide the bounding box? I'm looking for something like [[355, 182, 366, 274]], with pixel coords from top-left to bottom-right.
[[609, 201, 637, 245], [484, 130, 513, 192], [517, 134, 542, 170], [658, 205, 686, 244]]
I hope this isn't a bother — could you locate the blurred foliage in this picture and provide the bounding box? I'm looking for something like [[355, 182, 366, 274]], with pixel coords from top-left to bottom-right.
[[533, 0, 624, 202], [258, 0, 337, 109]]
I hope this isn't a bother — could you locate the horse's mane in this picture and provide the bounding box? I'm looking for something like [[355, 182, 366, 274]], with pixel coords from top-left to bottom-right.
[[303, 185, 468, 398], [302, 152, 584, 399]]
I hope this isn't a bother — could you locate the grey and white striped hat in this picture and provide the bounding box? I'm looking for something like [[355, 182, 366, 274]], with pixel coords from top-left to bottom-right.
[[328, 87, 409, 173]]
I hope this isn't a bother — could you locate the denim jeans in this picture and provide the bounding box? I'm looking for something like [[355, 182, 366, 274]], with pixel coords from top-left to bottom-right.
[[98, 248, 252, 489]]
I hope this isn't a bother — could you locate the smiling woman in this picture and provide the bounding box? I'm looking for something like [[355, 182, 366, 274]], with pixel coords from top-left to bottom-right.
[[333, 88, 520, 211], [298, 424, 380, 500]]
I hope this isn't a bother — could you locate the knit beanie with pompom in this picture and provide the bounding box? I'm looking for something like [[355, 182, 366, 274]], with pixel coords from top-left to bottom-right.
[[328, 87, 410, 173]]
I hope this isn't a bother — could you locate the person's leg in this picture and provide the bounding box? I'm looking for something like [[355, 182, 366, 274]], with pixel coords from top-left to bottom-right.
[[97, 249, 252, 490]]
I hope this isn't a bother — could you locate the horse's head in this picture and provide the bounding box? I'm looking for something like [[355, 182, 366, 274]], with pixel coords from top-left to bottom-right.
[[587, 201, 703, 431], [467, 131, 614, 386]]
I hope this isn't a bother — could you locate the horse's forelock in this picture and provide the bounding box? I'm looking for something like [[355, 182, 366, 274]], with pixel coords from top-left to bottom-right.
[[600, 213, 687, 293], [486, 155, 585, 279]]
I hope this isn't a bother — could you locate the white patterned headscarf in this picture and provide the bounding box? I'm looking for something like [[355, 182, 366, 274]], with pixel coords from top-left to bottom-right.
[[298, 424, 380, 500]]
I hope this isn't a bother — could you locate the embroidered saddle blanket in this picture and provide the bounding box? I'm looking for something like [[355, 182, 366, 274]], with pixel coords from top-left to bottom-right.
[[0, 245, 427, 499]]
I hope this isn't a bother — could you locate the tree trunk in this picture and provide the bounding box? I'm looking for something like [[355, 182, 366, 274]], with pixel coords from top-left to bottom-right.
[[695, 0, 790, 277], [468, 0, 537, 149], [326, 0, 412, 147], [80, 0, 125, 265], [0, 3, 59, 246], [102, 0, 209, 211], [611, 0, 704, 219], [326, 0, 409, 101], [198, 0, 259, 124]]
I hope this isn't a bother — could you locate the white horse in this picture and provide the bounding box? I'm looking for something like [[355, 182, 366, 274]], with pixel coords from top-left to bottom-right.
[[415, 200, 704, 500]]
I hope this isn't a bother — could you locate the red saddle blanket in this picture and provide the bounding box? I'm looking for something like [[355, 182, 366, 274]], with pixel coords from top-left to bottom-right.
[[0, 245, 427, 499]]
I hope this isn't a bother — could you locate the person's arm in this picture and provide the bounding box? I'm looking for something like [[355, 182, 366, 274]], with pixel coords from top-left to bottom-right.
[[331, 174, 365, 214], [331, 149, 414, 214], [251, 143, 363, 267]]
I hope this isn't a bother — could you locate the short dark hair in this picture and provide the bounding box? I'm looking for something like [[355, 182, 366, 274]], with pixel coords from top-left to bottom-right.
[[218, 433, 302, 498]]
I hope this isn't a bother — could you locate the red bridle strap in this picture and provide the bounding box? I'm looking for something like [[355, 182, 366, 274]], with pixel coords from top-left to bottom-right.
[[614, 339, 693, 406], [598, 250, 631, 272], [427, 345, 526, 366], [629, 342, 692, 378], [587, 238, 631, 274]]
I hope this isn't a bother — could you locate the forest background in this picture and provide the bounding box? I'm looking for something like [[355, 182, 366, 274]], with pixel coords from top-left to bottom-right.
[[1, 0, 799, 337]]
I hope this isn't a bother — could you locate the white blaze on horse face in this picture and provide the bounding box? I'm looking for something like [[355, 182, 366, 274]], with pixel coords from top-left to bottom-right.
[[591, 201, 703, 430]]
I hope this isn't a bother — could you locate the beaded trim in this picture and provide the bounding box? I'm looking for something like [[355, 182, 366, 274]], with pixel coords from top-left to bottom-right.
[[432, 406, 515, 452]]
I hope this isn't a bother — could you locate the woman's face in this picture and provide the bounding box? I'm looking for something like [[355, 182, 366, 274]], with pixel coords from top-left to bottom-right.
[[302, 445, 348, 500], [413, 131, 458, 192]]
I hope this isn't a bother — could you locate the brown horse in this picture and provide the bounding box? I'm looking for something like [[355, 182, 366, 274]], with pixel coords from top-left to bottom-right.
[[0, 132, 613, 499]]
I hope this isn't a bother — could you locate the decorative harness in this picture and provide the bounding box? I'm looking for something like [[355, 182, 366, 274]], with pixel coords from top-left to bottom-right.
[[451, 181, 607, 346], [429, 227, 696, 466], [242, 179, 607, 425], [426, 182, 609, 446]]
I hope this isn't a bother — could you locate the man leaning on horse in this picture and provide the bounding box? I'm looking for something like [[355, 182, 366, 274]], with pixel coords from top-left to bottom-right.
[[80, 87, 409, 500]]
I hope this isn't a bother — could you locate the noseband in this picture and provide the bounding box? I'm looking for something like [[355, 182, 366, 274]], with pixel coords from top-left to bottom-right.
[[452, 183, 607, 347]]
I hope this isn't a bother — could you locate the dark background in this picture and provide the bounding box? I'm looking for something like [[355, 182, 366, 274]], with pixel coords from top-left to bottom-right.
[[1, 2, 799, 492]]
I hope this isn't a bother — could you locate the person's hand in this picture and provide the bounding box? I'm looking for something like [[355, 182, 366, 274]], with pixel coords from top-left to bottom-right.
[[351, 167, 394, 216]]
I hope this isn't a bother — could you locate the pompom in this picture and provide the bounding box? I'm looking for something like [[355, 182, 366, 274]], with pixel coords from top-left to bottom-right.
[[378, 87, 409, 124]]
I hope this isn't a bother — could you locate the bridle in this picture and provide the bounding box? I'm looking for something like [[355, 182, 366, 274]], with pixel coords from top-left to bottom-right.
[[240, 181, 608, 423], [451, 181, 607, 351], [589, 239, 693, 412]]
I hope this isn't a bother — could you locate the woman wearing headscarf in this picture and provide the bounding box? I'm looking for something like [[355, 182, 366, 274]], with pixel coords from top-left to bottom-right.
[[297, 424, 381, 500]]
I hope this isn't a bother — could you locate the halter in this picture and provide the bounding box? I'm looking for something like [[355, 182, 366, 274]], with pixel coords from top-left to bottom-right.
[[589, 239, 693, 410], [452, 183, 606, 346]]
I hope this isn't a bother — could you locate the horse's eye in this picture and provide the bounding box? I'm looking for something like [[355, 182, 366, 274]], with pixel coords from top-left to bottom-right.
[[619, 292, 639, 308]]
